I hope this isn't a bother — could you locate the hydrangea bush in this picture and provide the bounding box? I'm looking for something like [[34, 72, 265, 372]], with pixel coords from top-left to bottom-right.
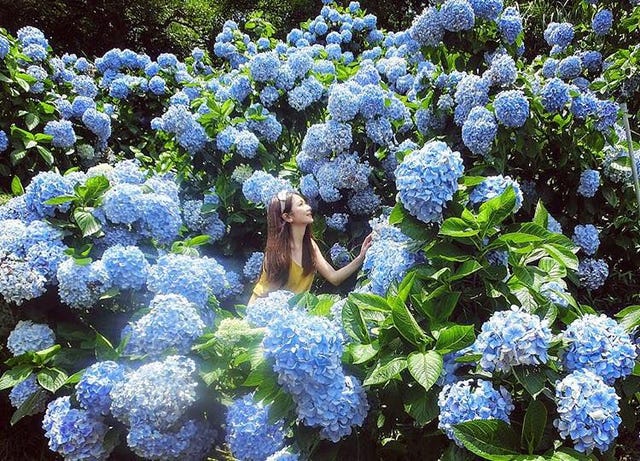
[[0, 0, 639, 459]]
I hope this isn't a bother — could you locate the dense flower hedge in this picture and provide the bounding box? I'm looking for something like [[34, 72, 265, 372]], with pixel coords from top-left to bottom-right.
[[0, 0, 639, 460]]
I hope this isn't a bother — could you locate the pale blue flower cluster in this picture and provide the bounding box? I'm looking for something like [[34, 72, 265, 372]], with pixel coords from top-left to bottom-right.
[[562, 314, 636, 384], [572, 224, 599, 255], [330, 243, 351, 268], [347, 188, 381, 215], [395, 141, 464, 223], [56, 259, 112, 308], [123, 294, 206, 357], [440, 0, 476, 32], [453, 74, 490, 125], [246, 290, 295, 327], [43, 396, 112, 460], [242, 171, 294, 207], [554, 370, 621, 453], [578, 258, 608, 290], [7, 320, 56, 356], [469, 0, 503, 21], [24, 171, 74, 218], [75, 361, 125, 415], [493, 90, 529, 127], [110, 355, 198, 430], [0, 251, 47, 304], [363, 219, 418, 295], [226, 394, 287, 461], [44, 120, 77, 148], [158, 105, 209, 154], [462, 106, 497, 156], [243, 251, 264, 281], [592, 9, 613, 36], [0, 129, 8, 151], [548, 214, 563, 234], [100, 244, 149, 290], [438, 379, 514, 445], [557, 56, 582, 80], [497, 7, 522, 44], [485, 54, 516, 87], [577, 169, 600, 197], [266, 448, 300, 461], [469, 175, 523, 212], [9, 374, 48, 414], [540, 78, 570, 113], [263, 307, 369, 441], [147, 253, 229, 306], [540, 281, 570, 307], [326, 212, 349, 231], [474, 306, 552, 372], [544, 22, 575, 49]]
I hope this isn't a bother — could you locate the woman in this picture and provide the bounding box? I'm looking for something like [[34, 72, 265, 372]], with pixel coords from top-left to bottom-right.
[[249, 190, 373, 303]]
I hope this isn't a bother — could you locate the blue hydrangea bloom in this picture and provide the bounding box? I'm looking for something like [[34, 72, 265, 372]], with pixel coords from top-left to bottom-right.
[[82, 108, 111, 141], [226, 394, 286, 461], [581, 50, 602, 73], [542, 59, 558, 78], [453, 74, 490, 125], [562, 314, 636, 384], [540, 78, 571, 113], [43, 396, 112, 461], [246, 289, 295, 326], [395, 141, 464, 223], [462, 106, 497, 156], [0, 251, 47, 305], [243, 252, 264, 281], [71, 96, 96, 118], [0, 129, 8, 152], [470, 175, 523, 213], [25, 241, 67, 279], [249, 51, 281, 82], [578, 258, 608, 290], [498, 7, 522, 44], [438, 379, 514, 446], [540, 281, 570, 307], [43, 120, 76, 148], [0, 219, 27, 254], [548, 214, 563, 234], [126, 418, 215, 461], [136, 193, 182, 244], [577, 169, 600, 197], [326, 213, 349, 231], [100, 244, 149, 290], [299, 174, 319, 199], [123, 294, 206, 357], [260, 85, 280, 107], [544, 22, 575, 48], [147, 253, 213, 306], [409, 7, 444, 47], [494, 90, 529, 127], [592, 9, 613, 36], [110, 355, 197, 430], [570, 93, 598, 120], [557, 56, 582, 80], [57, 259, 112, 308], [288, 76, 324, 111], [102, 184, 144, 224], [0, 35, 9, 58], [75, 361, 124, 415], [330, 243, 351, 268], [469, 0, 503, 20], [572, 224, 599, 255], [110, 159, 146, 185], [242, 171, 293, 207], [554, 370, 621, 453], [7, 320, 55, 356], [327, 83, 359, 122], [358, 84, 386, 119], [365, 117, 393, 145], [266, 448, 300, 461], [71, 75, 98, 98], [440, 0, 475, 32], [474, 306, 552, 372], [235, 130, 260, 158], [9, 374, 48, 414], [594, 100, 618, 132], [486, 54, 516, 86]]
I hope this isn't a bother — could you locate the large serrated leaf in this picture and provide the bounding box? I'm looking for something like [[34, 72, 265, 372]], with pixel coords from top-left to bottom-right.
[[453, 419, 520, 460], [407, 351, 442, 391], [363, 357, 407, 386]]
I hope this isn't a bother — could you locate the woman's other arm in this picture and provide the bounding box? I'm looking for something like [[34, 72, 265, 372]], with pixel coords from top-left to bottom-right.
[[311, 234, 373, 286]]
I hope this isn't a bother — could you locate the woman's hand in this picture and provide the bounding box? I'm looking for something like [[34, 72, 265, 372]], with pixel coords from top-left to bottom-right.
[[358, 233, 373, 259]]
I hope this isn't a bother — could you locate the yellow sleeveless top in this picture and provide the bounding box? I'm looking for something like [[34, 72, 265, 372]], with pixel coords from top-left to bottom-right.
[[249, 261, 314, 304]]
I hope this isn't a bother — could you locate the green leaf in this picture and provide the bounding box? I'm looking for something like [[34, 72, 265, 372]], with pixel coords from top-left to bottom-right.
[[0, 365, 33, 391], [450, 259, 482, 281], [36, 145, 54, 164], [424, 241, 470, 262], [615, 305, 640, 333], [347, 341, 380, 364], [513, 366, 547, 398], [532, 201, 549, 227], [407, 351, 442, 391], [11, 176, 24, 195], [243, 360, 273, 387], [396, 271, 416, 302], [83, 175, 110, 202], [390, 297, 428, 346], [268, 389, 295, 424], [94, 331, 118, 361], [37, 368, 69, 393], [44, 195, 77, 205], [363, 357, 407, 386], [435, 325, 475, 353], [453, 419, 520, 460], [25, 113, 39, 130], [440, 217, 480, 238], [538, 257, 566, 280], [348, 292, 391, 312], [477, 187, 517, 233], [186, 235, 211, 247], [542, 243, 578, 271], [403, 386, 439, 426], [74, 208, 102, 237], [522, 399, 547, 454], [342, 300, 370, 343], [10, 388, 46, 426]]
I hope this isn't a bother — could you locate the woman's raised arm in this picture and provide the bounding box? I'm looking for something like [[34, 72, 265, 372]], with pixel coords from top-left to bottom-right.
[[311, 234, 372, 286]]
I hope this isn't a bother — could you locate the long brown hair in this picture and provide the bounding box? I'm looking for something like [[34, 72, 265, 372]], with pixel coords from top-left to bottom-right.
[[263, 191, 315, 287]]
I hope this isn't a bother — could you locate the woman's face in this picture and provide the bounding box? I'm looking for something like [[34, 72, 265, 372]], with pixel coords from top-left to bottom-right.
[[285, 194, 313, 225]]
